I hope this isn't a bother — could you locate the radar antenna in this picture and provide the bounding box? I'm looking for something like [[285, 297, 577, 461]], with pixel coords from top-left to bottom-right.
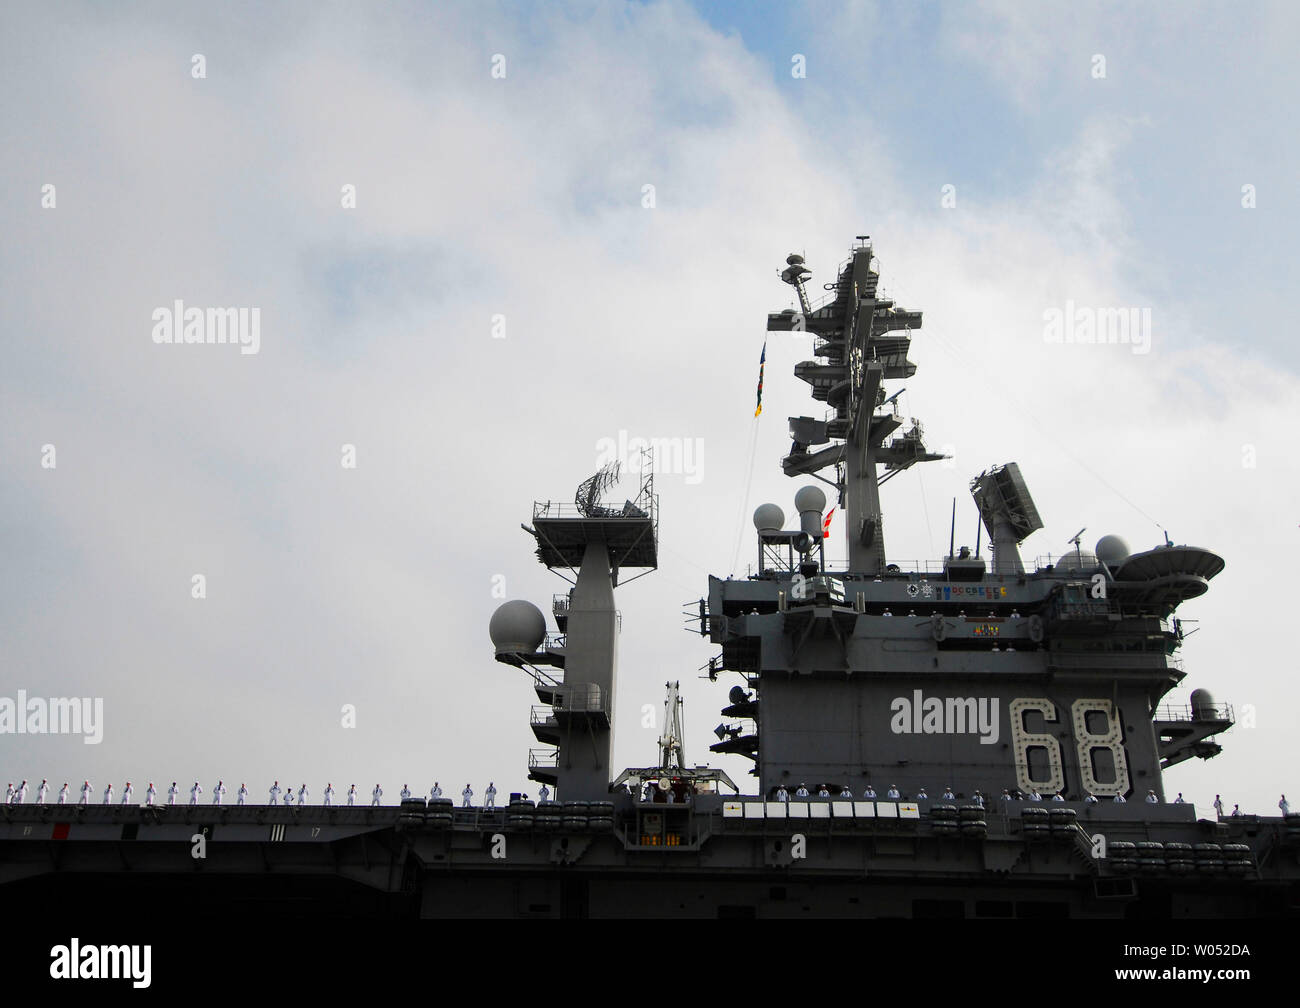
[[969, 463, 1044, 575], [1068, 527, 1087, 566], [780, 253, 813, 316], [575, 460, 621, 517]]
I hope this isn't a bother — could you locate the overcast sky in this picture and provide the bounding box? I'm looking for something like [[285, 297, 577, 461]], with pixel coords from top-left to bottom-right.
[[2, 0, 1297, 814]]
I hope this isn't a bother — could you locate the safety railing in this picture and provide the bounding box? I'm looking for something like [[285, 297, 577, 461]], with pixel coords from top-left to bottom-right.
[[527, 749, 558, 770], [1154, 703, 1233, 723]]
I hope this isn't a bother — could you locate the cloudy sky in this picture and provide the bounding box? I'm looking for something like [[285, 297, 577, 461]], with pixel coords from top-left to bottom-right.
[[2, 0, 1297, 814]]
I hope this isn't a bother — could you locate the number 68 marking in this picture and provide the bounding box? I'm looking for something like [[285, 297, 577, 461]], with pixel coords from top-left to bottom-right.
[[1010, 697, 1130, 797]]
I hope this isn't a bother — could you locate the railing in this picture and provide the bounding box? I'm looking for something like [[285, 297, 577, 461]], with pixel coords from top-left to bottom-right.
[[800, 556, 1121, 578], [530, 697, 615, 724], [1032, 553, 1110, 570], [527, 749, 558, 770], [817, 560, 976, 577], [1154, 703, 1234, 723], [546, 685, 608, 714], [533, 500, 650, 520], [534, 482, 658, 522], [542, 630, 566, 651], [804, 284, 845, 317], [552, 594, 569, 615]]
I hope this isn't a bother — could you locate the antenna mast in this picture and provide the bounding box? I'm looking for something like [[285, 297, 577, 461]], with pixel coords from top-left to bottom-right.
[[770, 237, 948, 574], [659, 681, 686, 769]]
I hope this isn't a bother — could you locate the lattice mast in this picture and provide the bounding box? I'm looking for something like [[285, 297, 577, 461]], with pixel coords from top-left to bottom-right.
[[768, 238, 947, 573]]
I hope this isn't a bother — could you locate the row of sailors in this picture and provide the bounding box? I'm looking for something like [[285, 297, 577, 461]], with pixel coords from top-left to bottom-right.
[[2, 780, 538, 809], [6, 779, 1291, 816], [769, 784, 1292, 814], [771, 784, 1066, 804]]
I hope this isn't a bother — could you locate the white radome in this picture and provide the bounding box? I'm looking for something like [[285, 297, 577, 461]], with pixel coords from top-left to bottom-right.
[[753, 503, 785, 532], [489, 599, 546, 653], [1056, 549, 1100, 573], [1095, 534, 1132, 568], [794, 485, 826, 514]]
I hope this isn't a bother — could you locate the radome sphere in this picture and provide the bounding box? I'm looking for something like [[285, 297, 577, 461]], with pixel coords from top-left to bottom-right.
[[753, 503, 785, 532], [794, 485, 826, 514], [489, 599, 546, 654], [1056, 549, 1099, 573], [1095, 535, 1132, 568]]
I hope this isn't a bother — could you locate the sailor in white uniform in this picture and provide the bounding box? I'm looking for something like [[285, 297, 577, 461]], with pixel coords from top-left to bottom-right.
[[840, 786, 854, 799], [1000, 789, 1013, 804], [1145, 790, 1159, 804], [212, 781, 226, 805], [370, 784, 382, 806], [3, 784, 11, 804], [1281, 795, 1290, 815], [57, 783, 69, 805], [121, 782, 133, 804], [36, 780, 48, 805], [862, 785, 876, 799], [80, 781, 93, 805], [324, 784, 334, 806], [237, 783, 248, 806], [167, 782, 179, 805], [537, 784, 548, 803], [12, 780, 27, 804], [1086, 793, 1099, 803], [1174, 793, 1185, 803], [886, 785, 901, 800], [145, 782, 156, 806], [484, 783, 497, 809], [1230, 804, 1241, 817], [269, 781, 282, 805], [1052, 791, 1065, 802], [916, 787, 929, 801], [400, 785, 412, 801], [942, 787, 955, 800], [1028, 790, 1042, 802], [461, 784, 474, 808], [972, 790, 985, 808], [103, 782, 113, 804], [347, 785, 356, 806], [776, 785, 790, 802], [1112, 793, 1126, 803], [430, 782, 443, 801], [298, 784, 309, 806], [189, 782, 202, 805], [794, 783, 810, 798], [1213, 795, 1224, 817], [816, 785, 830, 798]]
